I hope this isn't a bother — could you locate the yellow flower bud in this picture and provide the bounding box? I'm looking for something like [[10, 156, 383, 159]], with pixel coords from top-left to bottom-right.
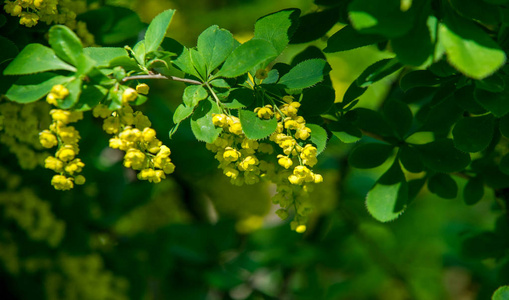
[[136, 83, 150, 95], [122, 88, 138, 103]]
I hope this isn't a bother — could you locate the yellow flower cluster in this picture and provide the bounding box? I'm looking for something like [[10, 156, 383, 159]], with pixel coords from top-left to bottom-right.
[[0, 188, 66, 247], [94, 87, 175, 183], [40, 86, 85, 190], [3, 0, 95, 45], [0, 99, 51, 169], [45, 254, 129, 300], [206, 97, 322, 232]]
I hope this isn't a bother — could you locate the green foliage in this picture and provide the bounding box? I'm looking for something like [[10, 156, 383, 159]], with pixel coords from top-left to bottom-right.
[[2, 0, 509, 299], [238, 109, 278, 140], [144, 9, 175, 54], [215, 39, 277, 78], [278, 58, 331, 90], [3, 44, 76, 75]]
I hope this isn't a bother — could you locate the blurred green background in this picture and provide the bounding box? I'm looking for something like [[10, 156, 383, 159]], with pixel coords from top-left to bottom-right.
[[0, 0, 505, 299]]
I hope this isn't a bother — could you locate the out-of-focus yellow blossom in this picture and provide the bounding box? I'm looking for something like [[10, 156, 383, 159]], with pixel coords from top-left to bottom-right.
[[0, 100, 51, 169]]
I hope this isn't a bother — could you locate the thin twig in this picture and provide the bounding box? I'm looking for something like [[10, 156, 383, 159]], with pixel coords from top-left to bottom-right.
[[122, 74, 202, 85]]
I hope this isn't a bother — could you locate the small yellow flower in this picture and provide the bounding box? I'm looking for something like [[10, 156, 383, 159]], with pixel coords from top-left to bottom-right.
[[39, 130, 58, 148], [45, 156, 64, 173], [51, 175, 73, 190], [277, 155, 293, 169], [223, 147, 241, 162], [93, 104, 111, 119], [51, 85, 69, 99], [254, 105, 274, 120], [56, 145, 76, 162], [212, 114, 228, 127]]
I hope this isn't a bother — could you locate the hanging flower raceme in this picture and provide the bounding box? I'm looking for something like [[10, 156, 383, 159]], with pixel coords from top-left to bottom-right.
[[206, 96, 323, 232], [40, 85, 85, 190], [94, 87, 175, 183]]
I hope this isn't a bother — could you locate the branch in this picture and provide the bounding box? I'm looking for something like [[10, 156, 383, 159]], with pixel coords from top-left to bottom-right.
[[122, 74, 202, 85]]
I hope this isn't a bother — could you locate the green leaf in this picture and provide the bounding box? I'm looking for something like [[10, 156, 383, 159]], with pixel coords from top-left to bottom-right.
[[399, 70, 443, 92], [464, 176, 484, 205], [190, 49, 207, 80], [216, 39, 278, 78], [324, 25, 385, 53], [133, 40, 146, 67], [278, 59, 330, 90], [238, 109, 278, 140], [328, 120, 362, 143], [352, 108, 392, 137], [366, 160, 406, 222], [292, 8, 339, 44], [0, 36, 18, 66], [428, 173, 458, 199], [183, 85, 208, 107], [419, 96, 463, 134], [210, 79, 230, 88], [3, 44, 76, 75], [173, 104, 194, 124], [383, 100, 412, 139], [499, 153, 509, 175], [408, 177, 426, 203], [197, 25, 235, 75], [348, 143, 394, 169], [342, 81, 367, 105], [449, 0, 500, 25], [5, 73, 73, 103], [299, 85, 335, 116], [452, 85, 487, 115], [145, 9, 175, 54], [348, 0, 417, 38], [48, 25, 84, 66], [356, 58, 402, 88], [474, 88, 509, 117], [74, 85, 107, 111], [223, 88, 255, 109], [500, 114, 509, 137], [452, 114, 495, 152], [398, 145, 424, 173], [190, 99, 222, 143], [254, 9, 300, 54], [492, 286, 509, 300], [83, 47, 129, 68], [440, 7, 506, 79], [475, 73, 506, 93], [415, 139, 470, 172], [392, 17, 434, 66], [162, 38, 200, 77], [58, 78, 82, 109], [307, 124, 328, 155]]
